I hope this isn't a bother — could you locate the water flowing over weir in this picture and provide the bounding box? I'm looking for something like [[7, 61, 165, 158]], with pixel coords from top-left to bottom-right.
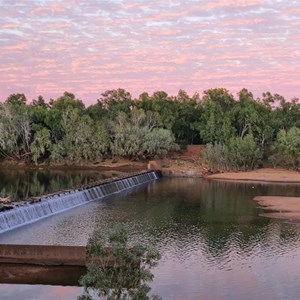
[[0, 170, 159, 234]]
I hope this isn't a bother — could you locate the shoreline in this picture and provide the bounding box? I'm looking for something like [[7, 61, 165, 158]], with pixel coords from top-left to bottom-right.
[[2, 158, 300, 185], [0, 159, 147, 172], [205, 168, 300, 184]]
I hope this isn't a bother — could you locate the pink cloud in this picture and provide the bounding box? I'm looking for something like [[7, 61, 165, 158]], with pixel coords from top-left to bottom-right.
[[0, 0, 299, 103], [205, 0, 263, 9]]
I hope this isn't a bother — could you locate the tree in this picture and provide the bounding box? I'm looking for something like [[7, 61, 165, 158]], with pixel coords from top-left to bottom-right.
[[5, 93, 27, 106], [99, 89, 133, 119], [78, 224, 161, 300], [31, 95, 48, 108], [198, 88, 236, 143], [230, 89, 275, 155], [86, 101, 107, 121], [171, 91, 202, 144], [137, 91, 178, 131], [203, 134, 261, 172], [46, 92, 86, 145], [228, 134, 262, 170], [110, 109, 176, 160], [0, 101, 31, 161], [271, 127, 300, 169], [51, 107, 109, 164], [273, 97, 300, 131], [30, 127, 52, 164], [49, 91, 85, 112]]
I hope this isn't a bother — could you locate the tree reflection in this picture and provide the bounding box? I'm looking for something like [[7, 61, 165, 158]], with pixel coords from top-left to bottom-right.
[[0, 169, 123, 201]]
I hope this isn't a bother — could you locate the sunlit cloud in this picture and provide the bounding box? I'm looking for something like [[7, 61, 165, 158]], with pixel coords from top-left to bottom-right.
[[0, 0, 299, 104]]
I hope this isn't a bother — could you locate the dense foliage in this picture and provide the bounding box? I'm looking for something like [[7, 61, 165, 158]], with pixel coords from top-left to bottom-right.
[[78, 224, 161, 300], [0, 88, 300, 170]]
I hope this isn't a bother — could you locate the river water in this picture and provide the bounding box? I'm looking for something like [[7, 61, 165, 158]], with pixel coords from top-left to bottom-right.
[[1, 175, 300, 299]]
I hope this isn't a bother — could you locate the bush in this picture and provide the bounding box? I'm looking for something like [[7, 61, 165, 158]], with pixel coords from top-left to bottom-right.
[[228, 134, 262, 171], [111, 110, 177, 160], [203, 142, 231, 172], [203, 134, 261, 172], [270, 127, 300, 169]]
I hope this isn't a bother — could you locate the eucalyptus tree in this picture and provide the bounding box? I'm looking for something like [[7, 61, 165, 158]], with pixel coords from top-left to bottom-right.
[[273, 96, 300, 131], [49, 91, 85, 112], [5, 93, 27, 106], [0, 95, 31, 161], [86, 100, 107, 121], [98, 88, 133, 119], [111, 108, 176, 160], [30, 127, 52, 164], [271, 126, 300, 169], [198, 88, 236, 143], [29, 96, 52, 163], [137, 91, 179, 132], [51, 106, 109, 164], [172, 90, 202, 144], [46, 92, 86, 144], [232, 89, 274, 151]]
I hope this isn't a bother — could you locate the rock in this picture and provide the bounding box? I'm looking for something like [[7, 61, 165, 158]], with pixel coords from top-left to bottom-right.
[[0, 197, 11, 204]]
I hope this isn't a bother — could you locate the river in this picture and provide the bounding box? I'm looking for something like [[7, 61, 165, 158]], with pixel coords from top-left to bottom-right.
[[1, 173, 300, 299]]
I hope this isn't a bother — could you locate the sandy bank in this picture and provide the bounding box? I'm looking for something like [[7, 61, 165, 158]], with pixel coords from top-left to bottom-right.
[[254, 196, 300, 222], [207, 168, 300, 183]]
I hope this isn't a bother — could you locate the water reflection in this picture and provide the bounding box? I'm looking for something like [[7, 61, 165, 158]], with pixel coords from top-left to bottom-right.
[[0, 168, 124, 201], [0, 264, 85, 286], [1, 177, 300, 299]]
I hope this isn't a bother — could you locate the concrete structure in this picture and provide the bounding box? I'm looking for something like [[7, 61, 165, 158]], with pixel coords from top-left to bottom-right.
[[0, 244, 86, 266]]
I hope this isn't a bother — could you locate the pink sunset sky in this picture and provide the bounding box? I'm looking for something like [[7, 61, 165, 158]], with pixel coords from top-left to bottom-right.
[[0, 0, 299, 105]]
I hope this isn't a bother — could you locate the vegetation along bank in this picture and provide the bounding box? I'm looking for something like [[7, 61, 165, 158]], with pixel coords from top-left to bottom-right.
[[1, 87, 300, 173]]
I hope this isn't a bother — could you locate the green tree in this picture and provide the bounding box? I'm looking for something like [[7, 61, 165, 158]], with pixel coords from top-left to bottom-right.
[[111, 109, 176, 160], [271, 127, 300, 169], [198, 88, 236, 143], [203, 134, 261, 172], [86, 101, 107, 121], [0, 100, 32, 161], [273, 96, 300, 131], [5, 93, 27, 106], [99, 89, 133, 119], [46, 92, 86, 144], [51, 107, 109, 164], [30, 127, 52, 164], [49, 91, 85, 112], [137, 91, 178, 131], [78, 224, 161, 300], [172, 90, 202, 144], [228, 134, 262, 170], [234, 89, 274, 149]]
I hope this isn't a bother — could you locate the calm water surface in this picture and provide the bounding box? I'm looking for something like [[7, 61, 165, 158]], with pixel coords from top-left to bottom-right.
[[0, 168, 124, 201], [1, 176, 300, 299]]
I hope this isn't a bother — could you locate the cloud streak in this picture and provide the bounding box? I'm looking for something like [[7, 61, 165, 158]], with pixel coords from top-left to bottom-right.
[[0, 0, 299, 104]]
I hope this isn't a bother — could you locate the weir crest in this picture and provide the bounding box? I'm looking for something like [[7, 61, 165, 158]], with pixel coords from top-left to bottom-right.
[[0, 170, 159, 234]]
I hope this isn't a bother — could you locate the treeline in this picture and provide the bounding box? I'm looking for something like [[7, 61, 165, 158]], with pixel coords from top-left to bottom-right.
[[0, 88, 299, 170]]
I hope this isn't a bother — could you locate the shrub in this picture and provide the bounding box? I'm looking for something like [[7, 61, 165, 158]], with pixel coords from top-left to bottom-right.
[[270, 127, 300, 169], [203, 134, 261, 172]]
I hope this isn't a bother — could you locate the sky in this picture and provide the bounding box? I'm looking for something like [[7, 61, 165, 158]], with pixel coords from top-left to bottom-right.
[[0, 0, 299, 105]]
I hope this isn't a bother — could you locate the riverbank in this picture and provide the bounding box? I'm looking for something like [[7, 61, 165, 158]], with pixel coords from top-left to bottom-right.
[[206, 168, 300, 183], [0, 157, 147, 172]]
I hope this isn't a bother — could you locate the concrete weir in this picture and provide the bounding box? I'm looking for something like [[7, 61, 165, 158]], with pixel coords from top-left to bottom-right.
[[0, 244, 86, 266], [0, 244, 108, 286], [0, 170, 160, 234]]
